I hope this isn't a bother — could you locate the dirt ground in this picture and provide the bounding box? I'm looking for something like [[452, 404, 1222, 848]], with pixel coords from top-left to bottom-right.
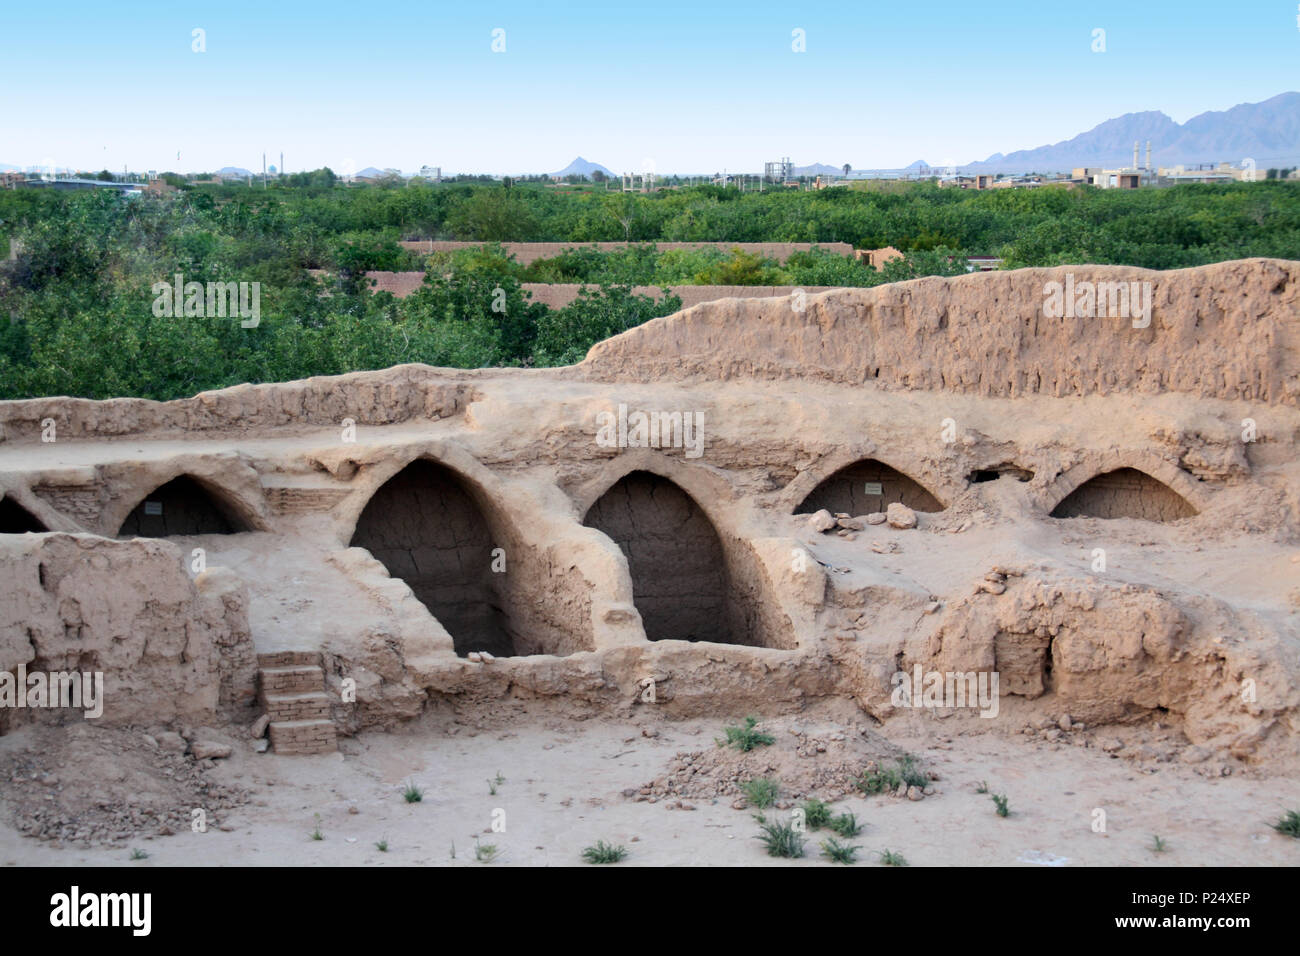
[[2, 701, 1296, 867]]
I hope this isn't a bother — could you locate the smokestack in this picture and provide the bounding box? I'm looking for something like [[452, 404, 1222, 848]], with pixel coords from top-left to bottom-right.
[[280, 152, 284, 177], [1133, 141, 1139, 171], [1146, 141, 1151, 170]]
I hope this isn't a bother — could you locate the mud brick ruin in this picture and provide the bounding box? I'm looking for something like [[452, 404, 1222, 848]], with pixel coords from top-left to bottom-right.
[[1, 258, 1296, 761]]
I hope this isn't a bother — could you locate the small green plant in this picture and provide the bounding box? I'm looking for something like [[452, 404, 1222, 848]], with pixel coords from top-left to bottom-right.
[[755, 816, 806, 858], [474, 840, 500, 863], [859, 754, 928, 795], [991, 793, 1010, 817], [720, 716, 775, 752], [1149, 835, 1168, 853], [829, 812, 863, 838], [581, 840, 629, 864], [375, 837, 389, 852], [741, 776, 780, 809], [1271, 809, 1300, 838], [975, 780, 989, 794], [820, 837, 861, 864], [494, 771, 506, 786], [898, 754, 928, 789], [310, 813, 324, 841], [877, 848, 908, 867], [129, 848, 148, 860], [402, 780, 424, 803], [800, 798, 834, 830]]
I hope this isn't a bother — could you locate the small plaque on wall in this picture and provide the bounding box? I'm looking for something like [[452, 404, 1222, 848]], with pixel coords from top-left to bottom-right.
[[144, 501, 163, 515], [863, 482, 883, 496]]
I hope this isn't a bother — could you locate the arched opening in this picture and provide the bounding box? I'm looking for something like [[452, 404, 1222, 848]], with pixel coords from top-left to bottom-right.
[[117, 476, 248, 537], [0, 497, 46, 534], [795, 459, 943, 515], [350, 459, 515, 657], [583, 471, 738, 644], [1050, 468, 1197, 522]]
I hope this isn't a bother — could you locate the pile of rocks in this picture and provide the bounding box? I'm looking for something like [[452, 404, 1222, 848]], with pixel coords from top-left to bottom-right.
[[806, 503, 919, 541]]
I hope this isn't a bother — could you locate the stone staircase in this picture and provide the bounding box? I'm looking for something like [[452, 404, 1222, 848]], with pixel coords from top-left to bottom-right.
[[256, 651, 338, 755]]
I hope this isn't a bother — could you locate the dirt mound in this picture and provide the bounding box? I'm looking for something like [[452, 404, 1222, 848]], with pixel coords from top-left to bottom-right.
[[0, 723, 250, 846], [627, 715, 937, 806]]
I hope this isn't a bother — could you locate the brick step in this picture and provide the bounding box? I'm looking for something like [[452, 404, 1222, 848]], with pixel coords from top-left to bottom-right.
[[263, 690, 332, 722], [257, 650, 321, 668], [268, 719, 337, 755], [259, 665, 324, 695]]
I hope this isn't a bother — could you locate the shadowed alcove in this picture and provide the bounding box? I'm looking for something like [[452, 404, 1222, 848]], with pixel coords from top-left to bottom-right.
[[350, 459, 516, 657], [583, 470, 773, 646], [0, 496, 46, 534], [795, 458, 944, 515], [117, 476, 249, 537], [1050, 468, 1197, 522]]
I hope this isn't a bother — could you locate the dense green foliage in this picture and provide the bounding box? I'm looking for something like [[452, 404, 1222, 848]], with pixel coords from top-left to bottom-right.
[[1, 175, 1297, 400]]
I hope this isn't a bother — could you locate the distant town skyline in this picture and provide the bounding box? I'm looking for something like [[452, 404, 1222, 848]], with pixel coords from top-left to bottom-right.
[[4, 0, 1298, 174]]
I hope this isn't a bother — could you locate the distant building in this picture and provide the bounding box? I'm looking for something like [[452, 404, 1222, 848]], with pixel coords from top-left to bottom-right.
[[856, 246, 904, 269]]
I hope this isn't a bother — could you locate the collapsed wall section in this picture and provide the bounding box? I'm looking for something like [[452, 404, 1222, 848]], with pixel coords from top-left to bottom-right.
[[0, 534, 256, 732]]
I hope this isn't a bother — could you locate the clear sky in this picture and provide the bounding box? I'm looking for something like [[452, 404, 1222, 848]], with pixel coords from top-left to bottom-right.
[[3, 0, 1297, 174]]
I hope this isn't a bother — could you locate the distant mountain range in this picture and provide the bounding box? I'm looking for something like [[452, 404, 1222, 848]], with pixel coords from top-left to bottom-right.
[[955, 91, 1300, 173], [6, 93, 1296, 180], [552, 156, 616, 179]]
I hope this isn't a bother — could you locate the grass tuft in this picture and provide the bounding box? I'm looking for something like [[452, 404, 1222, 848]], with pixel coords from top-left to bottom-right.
[[991, 793, 1010, 817], [828, 811, 863, 838], [581, 840, 629, 864], [741, 776, 780, 809], [800, 798, 833, 829], [820, 836, 861, 864], [877, 848, 908, 866], [755, 815, 806, 858], [1271, 810, 1300, 838], [402, 780, 424, 803]]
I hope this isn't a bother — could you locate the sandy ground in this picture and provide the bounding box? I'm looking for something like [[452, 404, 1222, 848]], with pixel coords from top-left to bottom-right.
[[2, 703, 1296, 867]]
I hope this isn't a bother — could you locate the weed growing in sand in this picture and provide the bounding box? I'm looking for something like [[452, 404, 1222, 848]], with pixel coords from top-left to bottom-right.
[[403, 780, 424, 803], [1149, 835, 1168, 853], [310, 813, 324, 840], [487, 772, 505, 795], [820, 836, 861, 864], [829, 812, 863, 838], [741, 776, 780, 809], [991, 793, 1010, 817], [877, 848, 908, 866], [859, 754, 928, 795], [129, 848, 148, 860], [720, 716, 775, 752], [474, 840, 500, 863], [581, 840, 629, 864], [376, 837, 389, 852], [800, 798, 833, 829], [1271, 809, 1300, 838], [755, 814, 806, 858], [975, 780, 990, 794]]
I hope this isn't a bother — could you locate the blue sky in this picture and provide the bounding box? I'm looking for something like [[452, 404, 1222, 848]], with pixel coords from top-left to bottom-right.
[[3, 0, 1297, 174]]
